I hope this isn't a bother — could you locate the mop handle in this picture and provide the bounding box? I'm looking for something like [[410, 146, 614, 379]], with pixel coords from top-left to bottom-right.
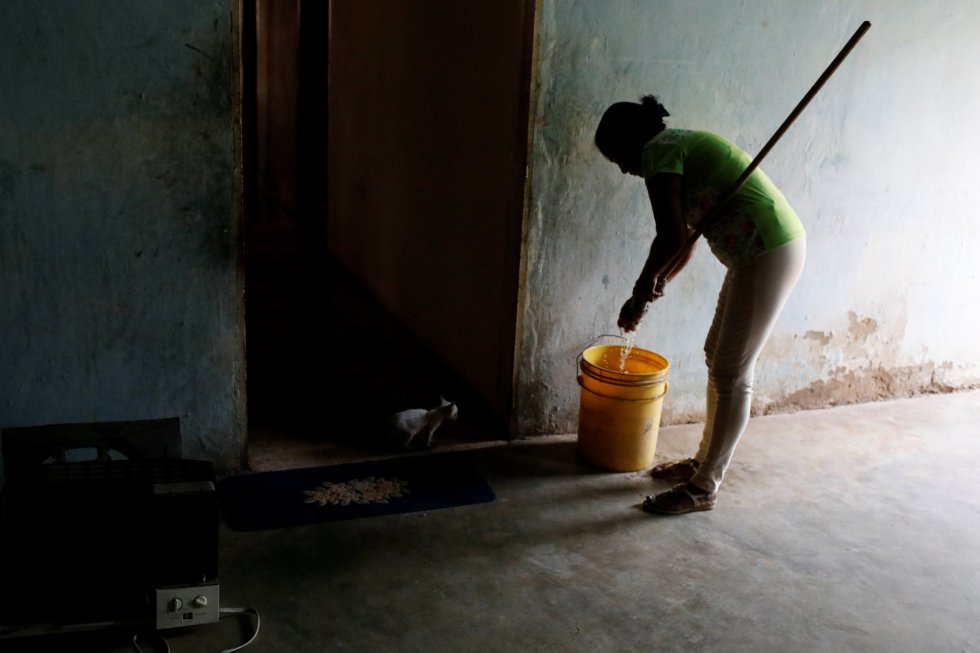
[[655, 20, 871, 291]]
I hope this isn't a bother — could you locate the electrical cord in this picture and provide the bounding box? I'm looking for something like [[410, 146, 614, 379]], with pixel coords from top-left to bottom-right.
[[218, 607, 261, 653], [132, 632, 171, 653], [131, 607, 260, 653]]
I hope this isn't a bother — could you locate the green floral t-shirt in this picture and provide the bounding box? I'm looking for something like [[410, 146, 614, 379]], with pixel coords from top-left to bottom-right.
[[641, 129, 805, 267]]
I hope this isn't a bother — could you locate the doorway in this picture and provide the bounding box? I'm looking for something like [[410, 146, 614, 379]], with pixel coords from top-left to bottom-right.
[[241, 1, 537, 470], [241, 0, 333, 468]]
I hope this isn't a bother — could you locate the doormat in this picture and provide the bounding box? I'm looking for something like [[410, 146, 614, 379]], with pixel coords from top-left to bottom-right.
[[218, 454, 495, 531]]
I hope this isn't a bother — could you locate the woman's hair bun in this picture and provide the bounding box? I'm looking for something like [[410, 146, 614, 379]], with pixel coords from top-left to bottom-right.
[[640, 95, 670, 119], [594, 94, 669, 159]]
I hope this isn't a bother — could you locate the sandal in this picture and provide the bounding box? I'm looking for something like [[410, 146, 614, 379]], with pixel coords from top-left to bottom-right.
[[649, 457, 700, 482], [642, 483, 717, 515]]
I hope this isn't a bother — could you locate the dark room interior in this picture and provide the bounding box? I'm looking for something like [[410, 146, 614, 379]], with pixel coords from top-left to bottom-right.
[[3, 2, 980, 652]]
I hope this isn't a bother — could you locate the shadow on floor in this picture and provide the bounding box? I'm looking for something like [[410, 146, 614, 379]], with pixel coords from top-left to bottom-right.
[[244, 251, 506, 470]]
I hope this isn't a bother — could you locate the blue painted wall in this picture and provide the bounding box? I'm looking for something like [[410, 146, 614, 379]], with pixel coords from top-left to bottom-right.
[[0, 1, 244, 472], [519, 0, 980, 433]]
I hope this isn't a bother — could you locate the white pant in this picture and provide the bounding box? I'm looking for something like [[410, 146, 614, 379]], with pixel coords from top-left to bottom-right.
[[690, 238, 806, 493]]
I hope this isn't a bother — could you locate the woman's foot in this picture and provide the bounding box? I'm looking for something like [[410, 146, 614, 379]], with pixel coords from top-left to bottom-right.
[[649, 457, 699, 482], [642, 482, 717, 515]]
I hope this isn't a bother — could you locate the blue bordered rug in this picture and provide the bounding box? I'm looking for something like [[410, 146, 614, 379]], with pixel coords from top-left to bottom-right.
[[219, 454, 495, 531]]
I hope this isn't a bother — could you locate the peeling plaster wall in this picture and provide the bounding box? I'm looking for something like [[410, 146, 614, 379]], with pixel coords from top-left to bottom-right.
[[0, 1, 244, 472], [518, 0, 980, 434]]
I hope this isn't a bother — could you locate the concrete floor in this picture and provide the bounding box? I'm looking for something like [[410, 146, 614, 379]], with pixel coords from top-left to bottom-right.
[[42, 388, 978, 652], [22, 257, 976, 652]]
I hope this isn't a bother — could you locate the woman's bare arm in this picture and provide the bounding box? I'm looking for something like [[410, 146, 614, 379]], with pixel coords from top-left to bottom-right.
[[618, 173, 697, 331], [634, 173, 696, 296]]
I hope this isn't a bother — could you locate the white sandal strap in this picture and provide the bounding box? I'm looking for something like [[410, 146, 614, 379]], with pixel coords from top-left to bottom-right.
[[683, 488, 702, 507]]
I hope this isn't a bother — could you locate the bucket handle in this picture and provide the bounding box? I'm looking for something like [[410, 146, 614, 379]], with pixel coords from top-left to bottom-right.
[[574, 333, 626, 376], [577, 375, 668, 403]]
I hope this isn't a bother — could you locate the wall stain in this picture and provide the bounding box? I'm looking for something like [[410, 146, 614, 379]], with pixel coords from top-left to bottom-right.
[[184, 42, 215, 61], [847, 311, 878, 342], [804, 330, 832, 346], [733, 308, 976, 420], [758, 361, 972, 416]]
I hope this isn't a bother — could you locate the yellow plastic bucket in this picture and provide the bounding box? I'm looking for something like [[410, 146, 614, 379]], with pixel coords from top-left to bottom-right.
[[576, 344, 669, 472]]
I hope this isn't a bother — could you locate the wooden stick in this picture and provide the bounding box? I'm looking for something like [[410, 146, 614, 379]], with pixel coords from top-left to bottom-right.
[[655, 20, 871, 290]]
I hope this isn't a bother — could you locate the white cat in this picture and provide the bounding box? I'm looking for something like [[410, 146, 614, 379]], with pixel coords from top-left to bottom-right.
[[388, 397, 458, 449]]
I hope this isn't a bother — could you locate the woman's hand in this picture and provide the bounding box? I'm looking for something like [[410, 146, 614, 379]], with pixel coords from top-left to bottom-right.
[[618, 278, 665, 332], [618, 295, 649, 332]]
